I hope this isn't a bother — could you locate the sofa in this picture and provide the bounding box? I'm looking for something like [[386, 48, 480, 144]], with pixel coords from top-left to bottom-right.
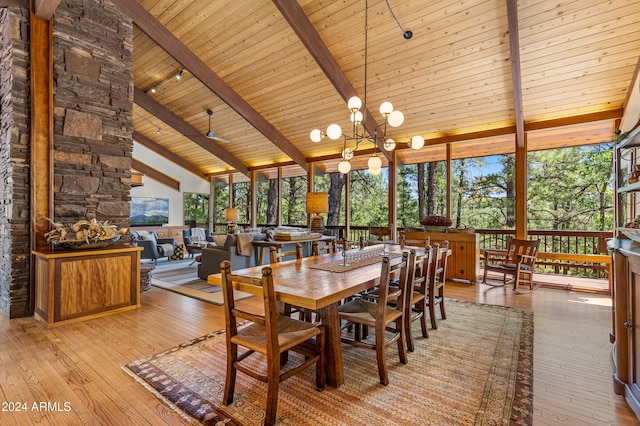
[[131, 230, 177, 264], [197, 233, 266, 280]]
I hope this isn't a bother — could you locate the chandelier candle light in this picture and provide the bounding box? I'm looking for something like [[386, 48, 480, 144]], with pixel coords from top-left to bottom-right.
[[310, 0, 425, 175]]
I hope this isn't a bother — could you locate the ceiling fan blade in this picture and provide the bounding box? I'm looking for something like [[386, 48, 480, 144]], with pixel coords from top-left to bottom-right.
[[209, 136, 230, 144]]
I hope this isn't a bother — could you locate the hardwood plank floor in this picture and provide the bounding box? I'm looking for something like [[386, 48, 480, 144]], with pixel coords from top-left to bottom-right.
[[0, 280, 638, 425]]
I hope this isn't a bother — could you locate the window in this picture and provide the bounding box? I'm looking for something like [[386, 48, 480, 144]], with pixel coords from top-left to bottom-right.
[[183, 193, 208, 227]]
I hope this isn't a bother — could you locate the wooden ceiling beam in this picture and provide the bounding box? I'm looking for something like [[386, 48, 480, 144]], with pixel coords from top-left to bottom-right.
[[272, 0, 393, 162], [131, 158, 180, 192], [132, 130, 208, 180], [524, 109, 623, 132], [414, 110, 621, 147], [506, 0, 525, 148], [111, 0, 309, 172], [133, 87, 249, 176]]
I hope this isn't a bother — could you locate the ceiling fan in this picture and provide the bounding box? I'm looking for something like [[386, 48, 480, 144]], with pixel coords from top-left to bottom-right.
[[204, 109, 229, 143]]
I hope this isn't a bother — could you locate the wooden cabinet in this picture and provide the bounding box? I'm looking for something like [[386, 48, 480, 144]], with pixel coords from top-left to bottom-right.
[[400, 231, 479, 283], [611, 239, 640, 421], [611, 123, 640, 422], [32, 245, 143, 328], [130, 225, 188, 245], [628, 259, 640, 415]]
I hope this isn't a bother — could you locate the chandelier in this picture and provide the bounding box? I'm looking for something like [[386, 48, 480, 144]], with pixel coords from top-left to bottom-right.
[[309, 0, 425, 176]]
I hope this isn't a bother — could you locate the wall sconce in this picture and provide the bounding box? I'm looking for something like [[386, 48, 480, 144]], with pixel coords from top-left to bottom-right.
[[225, 208, 239, 234], [306, 192, 329, 232]]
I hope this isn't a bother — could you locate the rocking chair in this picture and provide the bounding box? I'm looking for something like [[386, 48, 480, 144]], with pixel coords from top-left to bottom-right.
[[481, 238, 540, 291]]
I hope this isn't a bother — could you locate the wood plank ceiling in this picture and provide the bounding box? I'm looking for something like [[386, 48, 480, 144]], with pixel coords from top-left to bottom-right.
[[123, 0, 640, 182]]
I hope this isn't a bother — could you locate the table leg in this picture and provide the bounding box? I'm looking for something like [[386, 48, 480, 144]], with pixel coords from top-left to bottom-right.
[[318, 303, 343, 388]]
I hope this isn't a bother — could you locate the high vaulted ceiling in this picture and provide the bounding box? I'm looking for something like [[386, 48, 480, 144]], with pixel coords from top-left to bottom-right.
[[117, 0, 640, 180]]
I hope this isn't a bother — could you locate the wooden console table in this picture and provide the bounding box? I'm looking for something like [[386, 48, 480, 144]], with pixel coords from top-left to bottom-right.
[[400, 231, 480, 283], [253, 235, 333, 264], [32, 245, 143, 327]]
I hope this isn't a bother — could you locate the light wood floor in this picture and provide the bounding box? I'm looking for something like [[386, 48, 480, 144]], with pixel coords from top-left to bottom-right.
[[1, 279, 638, 425]]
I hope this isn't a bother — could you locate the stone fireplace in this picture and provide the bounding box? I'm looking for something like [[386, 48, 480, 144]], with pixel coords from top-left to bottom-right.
[[0, 1, 134, 318]]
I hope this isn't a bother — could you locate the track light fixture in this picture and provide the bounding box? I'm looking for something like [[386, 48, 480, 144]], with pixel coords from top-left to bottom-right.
[[146, 68, 186, 94]]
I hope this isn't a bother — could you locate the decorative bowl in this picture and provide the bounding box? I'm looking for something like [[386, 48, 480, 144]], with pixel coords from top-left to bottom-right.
[[54, 235, 121, 250], [619, 228, 640, 243]]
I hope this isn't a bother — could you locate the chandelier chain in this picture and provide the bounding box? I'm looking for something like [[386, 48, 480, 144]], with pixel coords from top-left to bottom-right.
[[308, 0, 424, 175]]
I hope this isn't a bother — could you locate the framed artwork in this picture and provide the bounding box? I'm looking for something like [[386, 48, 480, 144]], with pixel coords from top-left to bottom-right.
[[129, 197, 169, 226]]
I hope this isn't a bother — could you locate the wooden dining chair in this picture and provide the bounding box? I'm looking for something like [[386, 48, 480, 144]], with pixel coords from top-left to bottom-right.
[[481, 238, 540, 291], [361, 247, 430, 352], [428, 241, 450, 329], [220, 260, 325, 426], [269, 243, 303, 264], [400, 234, 430, 249], [338, 237, 365, 251], [338, 252, 411, 385], [312, 239, 337, 256], [269, 244, 306, 319], [404, 246, 433, 349]]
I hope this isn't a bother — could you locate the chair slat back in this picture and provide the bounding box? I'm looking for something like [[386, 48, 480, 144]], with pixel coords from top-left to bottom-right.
[[505, 238, 540, 265], [220, 260, 280, 356], [400, 235, 430, 249], [376, 251, 411, 320], [338, 237, 364, 251], [269, 243, 303, 263], [368, 224, 393, 241], [413, 245, 432, 295], [312, 239, 336, 256], [431, 241, 450, 286]]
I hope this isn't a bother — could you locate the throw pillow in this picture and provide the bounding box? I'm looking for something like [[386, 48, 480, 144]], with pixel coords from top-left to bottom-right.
[[212, 235, 227, 246], [140, 233, 155, 241], [170, 244, 184, 260]]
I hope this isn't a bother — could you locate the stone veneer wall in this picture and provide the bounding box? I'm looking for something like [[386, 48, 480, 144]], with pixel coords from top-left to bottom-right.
[[0, 7, 31, 318], [52, 0, 133, 225], [0, 1, 133, 318]]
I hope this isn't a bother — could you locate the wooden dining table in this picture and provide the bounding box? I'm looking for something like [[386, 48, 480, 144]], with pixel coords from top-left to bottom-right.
[[207, 245, 413, 388]]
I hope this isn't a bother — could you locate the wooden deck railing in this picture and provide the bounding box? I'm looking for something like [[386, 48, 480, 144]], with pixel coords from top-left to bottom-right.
[[207, 223, 612, 280], [339, 226, 613, 280], [475, 229, 612, 279]]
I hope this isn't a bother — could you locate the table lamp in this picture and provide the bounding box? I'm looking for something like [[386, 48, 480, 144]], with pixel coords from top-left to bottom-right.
[[306, 192, 329, 232], [225, 207, 239, 234]]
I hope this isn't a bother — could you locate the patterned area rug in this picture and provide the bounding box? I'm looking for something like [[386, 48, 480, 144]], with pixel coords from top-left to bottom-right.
[[124, 299, 533, 425], [151, 266, 253, 305]]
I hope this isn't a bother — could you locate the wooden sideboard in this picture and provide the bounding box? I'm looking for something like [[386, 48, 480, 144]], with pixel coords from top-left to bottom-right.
[[32, 245, 143, 328], [400, 231, 480, 283], [129, 225, 188, 245], [610, 239, 640, 421]]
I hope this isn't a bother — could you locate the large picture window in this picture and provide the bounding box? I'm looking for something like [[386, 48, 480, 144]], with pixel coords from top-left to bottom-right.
[[183, 193, 209, 227]]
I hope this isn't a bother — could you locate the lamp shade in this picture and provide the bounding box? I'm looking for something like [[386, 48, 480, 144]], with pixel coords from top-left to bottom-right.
[[306, 192, 329, 214], [225, 208, 239, 222]]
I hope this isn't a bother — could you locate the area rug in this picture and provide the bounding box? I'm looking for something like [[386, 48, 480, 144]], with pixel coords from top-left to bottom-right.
[[151, 267, 253, 305], [124, 299, 533, 425]]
